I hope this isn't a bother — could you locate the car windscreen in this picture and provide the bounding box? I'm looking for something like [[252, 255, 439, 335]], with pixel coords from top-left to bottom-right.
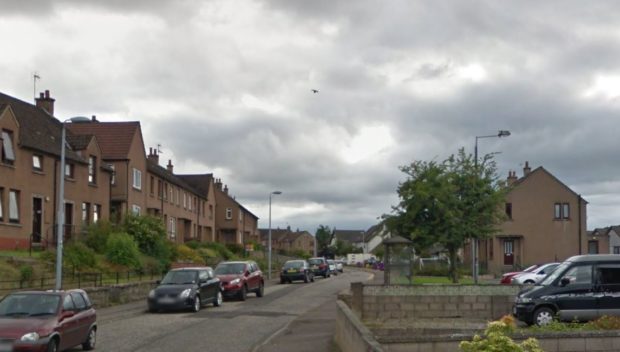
[[308, 259, 322, 265], [283, 261, 304, 269], [161, 270, 198, 285], [540, 262, 570, 286], [0, 294, 60, 317], [215, 263, 246, 275], [523, 264, 539, 272]]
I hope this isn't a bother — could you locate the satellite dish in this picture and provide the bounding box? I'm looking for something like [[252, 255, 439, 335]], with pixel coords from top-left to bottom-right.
[[68, 116, 91, 123]]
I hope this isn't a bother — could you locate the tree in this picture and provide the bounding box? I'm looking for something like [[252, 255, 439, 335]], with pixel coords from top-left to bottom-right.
[[315, 225, 332, 255], [384, 148, 507, 282]]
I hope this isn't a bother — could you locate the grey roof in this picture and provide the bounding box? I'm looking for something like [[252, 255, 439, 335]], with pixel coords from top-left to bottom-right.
[[333, 229, 366, 243], [177, 174, 213, 198], [146, 159, 204, 198]]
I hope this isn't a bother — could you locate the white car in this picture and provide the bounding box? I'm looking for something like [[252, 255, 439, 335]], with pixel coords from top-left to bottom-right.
[[335, 261, 344, 273], [327, 259, 338, 276], [511, 262, 560, 285]]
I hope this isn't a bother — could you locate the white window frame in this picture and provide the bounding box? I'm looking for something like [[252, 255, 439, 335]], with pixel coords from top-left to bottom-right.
[[88, 156, 96, 184], [169, 217, 176, 239], [2, 130, 15, 163], [562, 203, 570, 219], [65, 163, 74, 178], [9, 190, 19, 223], [133, 168, 142, 190], [32, 155, 42, 171], [0, 188, 3, 220], [110, 165, 116, 185], [132, 204, 141, 215], [183, 192, 187, 208], [93, 204, 101, 223], [188, 196, 192, 211], [225, 208, 233, 220]]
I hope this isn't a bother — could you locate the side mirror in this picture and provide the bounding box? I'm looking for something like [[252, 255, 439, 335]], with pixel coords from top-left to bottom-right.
[[60, 310, 75, 321], [560, 277, 570, 287], [244, 271, 250, 277], [155, 280, 161, 285]]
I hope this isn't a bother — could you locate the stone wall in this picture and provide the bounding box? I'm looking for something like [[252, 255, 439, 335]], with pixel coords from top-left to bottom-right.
[[335, 300, 384, 352], [84, 281, 157, 308], [355, 283, 520, 321]]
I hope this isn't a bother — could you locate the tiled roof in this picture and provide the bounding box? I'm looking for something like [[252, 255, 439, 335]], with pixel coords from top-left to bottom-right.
[[66, 121, 141, 160], [333, 229, 366, 243], [178, 174, 213, 198], [146, 159, 203, 198], [510, 166, 588, 203], [66, 134, 93, 151], [0, 91, 85, 163]]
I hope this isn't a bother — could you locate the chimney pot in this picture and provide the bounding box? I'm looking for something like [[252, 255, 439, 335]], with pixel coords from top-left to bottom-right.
[[166, 159, 174, 173], [45, 90, 49, 98], [35, 90, 55, 116], [39, 93, 44, 99], [91, 115, 97, 121], [523, 161, 531, 176]]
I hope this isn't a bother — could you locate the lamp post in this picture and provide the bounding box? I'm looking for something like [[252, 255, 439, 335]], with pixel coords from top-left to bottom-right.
[[268, 191, 282, 280], [55, 116, 89, 291], [472, 130, 510, 284]]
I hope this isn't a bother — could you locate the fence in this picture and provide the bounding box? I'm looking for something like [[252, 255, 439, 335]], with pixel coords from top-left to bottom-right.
[[0, 269, 164, 294]]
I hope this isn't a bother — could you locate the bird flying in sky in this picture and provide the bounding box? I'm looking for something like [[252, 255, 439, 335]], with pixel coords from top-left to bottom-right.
[[311, 89, 319, 93]]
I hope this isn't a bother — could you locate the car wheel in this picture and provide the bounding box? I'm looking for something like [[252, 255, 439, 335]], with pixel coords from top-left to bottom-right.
[[82, 328, 97, 350], [256, 282, 264, 297], [310, 275, 315, 282], [214, 291, 223, 307], [524, 280, 535, 284], [192, 295, 201, 312], [239, 285, 247, 301], [533, 307, 555, 326], [46, 339, 58, 352]]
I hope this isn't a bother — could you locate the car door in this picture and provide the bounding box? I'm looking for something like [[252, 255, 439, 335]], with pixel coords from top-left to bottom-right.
[[58, 295, 80, 350], [595, 264, 620, 317], [198, 270, 211, 303], [69, 292, 89, 343], [247, 263, 259, 291], [553, 264, 596, 321]]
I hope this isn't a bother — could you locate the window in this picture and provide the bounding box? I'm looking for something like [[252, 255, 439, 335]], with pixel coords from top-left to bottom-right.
[[225, 208, 232, 220], [183, 192, 187, 208], [132, 204, 141, 215], [70, 292, 87, 310], [163, 183, 168, 200], [132, 169, 142, 190], [157, 179, 162, 198], [82, 202, 90, 225], [505, 203, 512, 219], [588, 240, 599, 254], [209, 205, 213, 219], [63, 295, 75, 311], [93, 204, 101, 223], [110, 165, 116, 185], [0, 188, 3, 221], [560, 264, 592, 285], [188, 195, 192, 211], [65, 163, 74, 178], [170, 187, 173, 203], [554, 203, 561, 219], [88, 156, 97, 184], [32, 155, 43, 171], [554, 202, 570, 220], [169, 217, 176, 239], [149, 176, 154, 195], [562, 203, 570, 219], [597, 265, 620, 293], [176, 188, 180, 205], [614, 247, 620, 255], [239, 209, 243, 223], [8, 190, 19, 223], [1, 130, 15, 164]]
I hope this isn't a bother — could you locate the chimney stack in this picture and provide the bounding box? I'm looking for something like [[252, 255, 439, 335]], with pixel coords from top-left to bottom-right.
[[167, 159, 174, 173], [224, 185, 228, 194], [523, 161, 531, 176], [215, 178, 223, 190], [507, 170, 518, 185], [147, 147, 159, 165], [91, 115, 97, 122], [35, 90, 55, 116]]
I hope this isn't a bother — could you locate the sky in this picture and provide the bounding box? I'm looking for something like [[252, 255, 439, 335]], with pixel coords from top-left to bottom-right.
[[2, 1, 620, 233]]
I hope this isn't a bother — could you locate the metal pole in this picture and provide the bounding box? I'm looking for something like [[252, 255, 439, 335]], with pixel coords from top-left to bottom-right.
[[268, 194, 272, 280], [473, 137, 478, 284], [55, 124, 66, 291]]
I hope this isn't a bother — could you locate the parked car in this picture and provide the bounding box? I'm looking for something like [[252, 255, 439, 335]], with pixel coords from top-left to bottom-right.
[[280, 260, 314, 283], [335, 260, 344, 273], [147, 267, 222, 313], [511, 262, 559, 285], [0, 289, 97, 352], [326, 260, 338, 276], [514, 255, 620, 326], [308, 257, 330, 278], [500, 264, 541, 285], [215, 261, 264, 300]]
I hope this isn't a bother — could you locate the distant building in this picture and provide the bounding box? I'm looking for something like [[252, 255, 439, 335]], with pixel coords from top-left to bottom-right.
[[259, 227, 315, 255], [331, 229, 367, 252], [587, 226, 620, 254]]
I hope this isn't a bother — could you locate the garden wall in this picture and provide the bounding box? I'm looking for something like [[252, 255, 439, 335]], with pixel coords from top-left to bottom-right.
[[84, 281, 156, 308]]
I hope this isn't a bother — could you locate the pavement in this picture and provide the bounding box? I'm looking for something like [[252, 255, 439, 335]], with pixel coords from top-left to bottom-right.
[[255, 268, 383, 352]]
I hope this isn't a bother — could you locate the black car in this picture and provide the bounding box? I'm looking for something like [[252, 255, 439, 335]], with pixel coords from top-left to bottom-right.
[[280, 260, 314, 284], [514, 254, 620, 326], [147, 267, 222, 313], [308, 257, 330, 278]]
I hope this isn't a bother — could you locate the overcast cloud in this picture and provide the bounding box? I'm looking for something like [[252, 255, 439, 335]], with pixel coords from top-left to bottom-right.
[[2, 0, 620, 232]]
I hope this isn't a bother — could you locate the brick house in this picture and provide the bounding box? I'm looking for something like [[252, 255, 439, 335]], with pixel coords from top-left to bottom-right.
[[176, 173, 217, 243], [587, 226, 620, 254], [0, 91, 112, 249], [259, 227, 315, 255], [472, 162, 588, 275]]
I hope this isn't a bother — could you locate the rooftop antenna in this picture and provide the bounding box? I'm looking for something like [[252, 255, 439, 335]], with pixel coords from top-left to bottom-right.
[[33, 72, 40, 100], [157, 143, 163, 154]]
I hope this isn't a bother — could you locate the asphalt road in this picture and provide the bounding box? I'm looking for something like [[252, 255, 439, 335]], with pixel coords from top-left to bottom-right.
[[78, 269, 371, 352]]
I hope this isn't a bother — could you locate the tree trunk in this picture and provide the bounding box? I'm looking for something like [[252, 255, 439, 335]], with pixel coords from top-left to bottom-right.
[[448, 247, 458, 283]]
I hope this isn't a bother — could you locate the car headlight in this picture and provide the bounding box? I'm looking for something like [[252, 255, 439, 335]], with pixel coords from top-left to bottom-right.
[[180, 288, 192, 299], [20, 332, 40, 342], [148, 290, 156, 298], [230, 278, 241, 286], [516, 297, 532, 304]]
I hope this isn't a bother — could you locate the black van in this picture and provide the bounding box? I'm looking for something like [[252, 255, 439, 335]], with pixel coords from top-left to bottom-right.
[[514, 254, 620, 326]]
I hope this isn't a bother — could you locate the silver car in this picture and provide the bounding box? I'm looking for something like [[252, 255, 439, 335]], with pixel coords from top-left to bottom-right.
[[511, 262, 560, 285]]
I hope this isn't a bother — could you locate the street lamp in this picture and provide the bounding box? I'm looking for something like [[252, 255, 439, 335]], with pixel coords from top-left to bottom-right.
[[55, 116, 89, 291], [472, 130, 510, 284], [268, 191, 282, 280]]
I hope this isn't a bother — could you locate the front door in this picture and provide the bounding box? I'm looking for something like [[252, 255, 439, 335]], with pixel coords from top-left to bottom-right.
[[503, 240, 514, 266], [64, 203, 73, 240], [32, 197, 42, 242]]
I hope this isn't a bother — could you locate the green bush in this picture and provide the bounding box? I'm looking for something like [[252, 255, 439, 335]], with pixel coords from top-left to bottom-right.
[[64, 241, 97, 270], [19, 265, 34, 282], [39, 249, 56, 264], [122, 214, 168, 257], [225, 243, 245, 256], [204, 242, 235, 260], [105, 232, 142, 269], [460, 320, 543, 352], [176, 245, 205, 265], [83, 220, 116, 253], [139, 255, 165, 274]]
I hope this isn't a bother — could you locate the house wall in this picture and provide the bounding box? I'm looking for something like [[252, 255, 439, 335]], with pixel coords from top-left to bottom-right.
[[125, 129, 147, 215], [608, 230, 620, 254], [485, 169, 588, 274]]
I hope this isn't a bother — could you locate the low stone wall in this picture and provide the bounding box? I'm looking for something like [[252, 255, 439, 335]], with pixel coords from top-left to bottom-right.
[[351, 283, 520, 321], [83, 281, 157, 308], [335, 300, 384, 352]]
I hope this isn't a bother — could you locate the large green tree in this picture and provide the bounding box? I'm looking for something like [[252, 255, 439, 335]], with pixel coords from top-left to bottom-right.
[[315, 225, 332, 255], [385, 148, 507, 282]]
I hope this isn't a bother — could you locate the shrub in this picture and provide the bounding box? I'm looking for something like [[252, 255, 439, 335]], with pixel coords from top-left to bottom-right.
[[586, 315, 620, 330], [139, 255, 165, 274], [39, 249, 56, 264], [105, 232, 141, 269], [204, 242, 235, 260], [122, 214, 168, 257], [460, 320, 543, 352], [225, 243, 245, 256], [175, 245, 205, 265], [83, 220, 116, 253], [64, 241, 97, 270], [19, 265, 34, 282]]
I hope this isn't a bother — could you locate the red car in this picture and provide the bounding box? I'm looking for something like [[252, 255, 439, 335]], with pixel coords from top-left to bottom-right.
[[499, 264, 540, 284], [0, 289, 97, 352], [215, 261, 264, 300]]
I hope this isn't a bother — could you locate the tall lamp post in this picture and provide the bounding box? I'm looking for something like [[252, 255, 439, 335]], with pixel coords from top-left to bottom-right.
[[268, 191, 282, 280], [55, 116, 89, 291], [472, 130, 510, 284]]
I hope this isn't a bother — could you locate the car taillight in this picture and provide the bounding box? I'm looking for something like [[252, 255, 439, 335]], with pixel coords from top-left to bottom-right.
[[319, 264, 326, 269]]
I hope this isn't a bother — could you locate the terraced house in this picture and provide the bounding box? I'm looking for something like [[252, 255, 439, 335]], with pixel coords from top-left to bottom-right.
[[0, 91, 112, 249]]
